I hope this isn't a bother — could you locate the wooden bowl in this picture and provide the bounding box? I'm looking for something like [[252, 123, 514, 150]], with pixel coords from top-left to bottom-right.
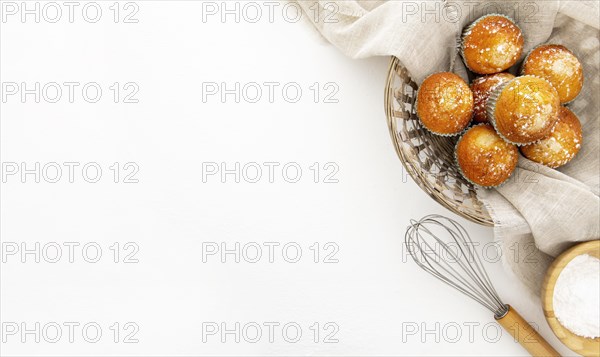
[[542, 240, 600, 357]]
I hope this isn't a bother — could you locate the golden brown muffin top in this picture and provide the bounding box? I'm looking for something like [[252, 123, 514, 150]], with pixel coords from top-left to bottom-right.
[[456, 124, 519, 187], [462, 15, 524, 74], [417, 72, 473, 135], [521, 106, 582, 168], [490, 75, 560, 145], [522, 44, 584, 104]]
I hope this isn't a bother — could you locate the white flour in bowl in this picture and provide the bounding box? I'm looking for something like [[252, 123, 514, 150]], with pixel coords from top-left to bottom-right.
[[553, 253, 600, 338]]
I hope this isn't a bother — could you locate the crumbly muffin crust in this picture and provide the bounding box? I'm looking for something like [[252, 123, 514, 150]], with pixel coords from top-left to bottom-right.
[[416, 72, 474, 136], [521, 106, 582, 168], [462, 14, 524, 74], [522, 44, 584, 104], [456, 124, 519, 187], [488, 75, 560, 145]]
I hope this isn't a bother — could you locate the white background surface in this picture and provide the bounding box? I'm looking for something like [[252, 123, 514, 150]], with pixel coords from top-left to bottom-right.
[[0, 1, 575, 356]]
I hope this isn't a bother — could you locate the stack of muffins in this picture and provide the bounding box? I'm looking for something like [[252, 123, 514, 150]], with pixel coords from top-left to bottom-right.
[[416, 14, 584, 188]]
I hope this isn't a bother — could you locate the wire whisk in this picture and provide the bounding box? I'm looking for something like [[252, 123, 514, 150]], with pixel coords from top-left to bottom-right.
[[405, 214, 508, 318], [405, 214, 559, 357]]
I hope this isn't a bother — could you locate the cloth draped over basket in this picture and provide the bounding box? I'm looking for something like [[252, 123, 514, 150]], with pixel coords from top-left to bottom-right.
[[295, 0, 600, 293]]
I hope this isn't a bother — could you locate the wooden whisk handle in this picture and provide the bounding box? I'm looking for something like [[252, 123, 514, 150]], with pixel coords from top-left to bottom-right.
[[496, 305, 560, 357]]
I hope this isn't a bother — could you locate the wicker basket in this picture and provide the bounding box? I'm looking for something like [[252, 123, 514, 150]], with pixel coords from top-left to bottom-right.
[[384, 57, 493, 226]]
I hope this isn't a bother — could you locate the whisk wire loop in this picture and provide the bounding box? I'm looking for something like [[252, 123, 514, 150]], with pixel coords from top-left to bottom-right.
[[405, 215, 508, 318]]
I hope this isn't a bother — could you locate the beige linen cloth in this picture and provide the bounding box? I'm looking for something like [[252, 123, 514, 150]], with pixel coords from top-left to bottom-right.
[[295, 0, 600, 293]]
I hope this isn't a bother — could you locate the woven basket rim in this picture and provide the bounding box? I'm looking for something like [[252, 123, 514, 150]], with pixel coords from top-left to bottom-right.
[[384, 56, 494, 226]]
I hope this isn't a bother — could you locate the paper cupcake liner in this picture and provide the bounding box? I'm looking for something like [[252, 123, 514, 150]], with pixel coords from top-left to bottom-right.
[[415, 72, 473, 137], [460, 13, 522, 74], [486, 80, 518, 145], [454, 124, 517, 189]]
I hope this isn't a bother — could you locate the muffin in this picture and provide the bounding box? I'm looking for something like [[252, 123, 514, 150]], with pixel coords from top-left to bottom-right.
[[416, 72, 474, 136], [461, 14, 524, 74], [521, 107, 582, 168], [487, 75, 560, 145], [522, 44, 584, 104], [456, 124, 519, 187], [471, 73, 515, 123]]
